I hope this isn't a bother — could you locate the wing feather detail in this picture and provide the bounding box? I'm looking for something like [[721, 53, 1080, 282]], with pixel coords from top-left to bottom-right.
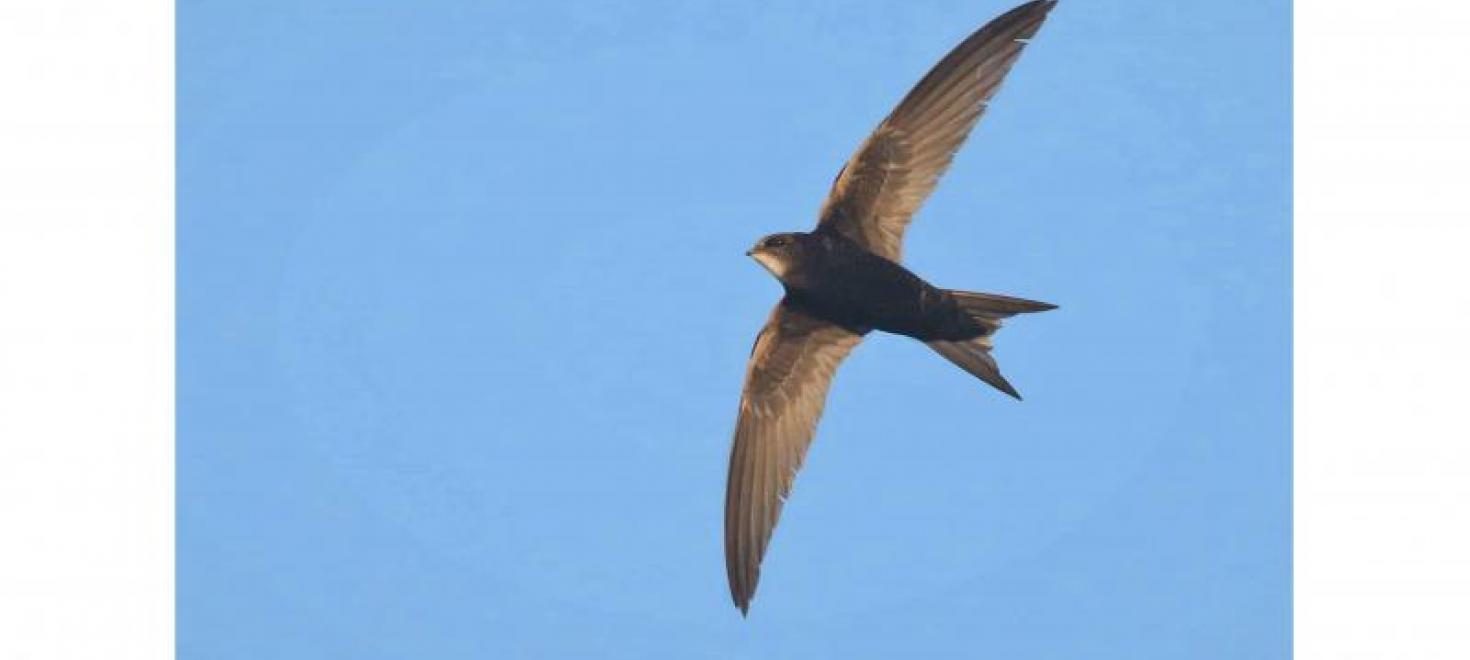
[[724, 303, 863, 614], [817, 0, 1057, 261]]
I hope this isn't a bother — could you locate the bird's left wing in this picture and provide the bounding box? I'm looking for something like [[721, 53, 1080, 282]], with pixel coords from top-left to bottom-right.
[[725, 302, 863, 615], [817, 0, 1057, 262]]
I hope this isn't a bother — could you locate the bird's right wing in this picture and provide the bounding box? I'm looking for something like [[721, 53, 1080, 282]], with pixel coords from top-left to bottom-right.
[[725, 303, 863, 615], [816, 0, 1057, 262]]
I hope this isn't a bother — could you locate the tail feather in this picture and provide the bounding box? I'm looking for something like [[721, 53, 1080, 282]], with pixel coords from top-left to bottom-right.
[[948, 290, 1057, 320], [926, 289, 1055, 399], [927, 339, 1021, 399]]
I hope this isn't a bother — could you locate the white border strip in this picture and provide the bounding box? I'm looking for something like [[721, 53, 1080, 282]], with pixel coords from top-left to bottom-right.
[[0, 1, 174, 658], [1297, 0, 1470, 658]]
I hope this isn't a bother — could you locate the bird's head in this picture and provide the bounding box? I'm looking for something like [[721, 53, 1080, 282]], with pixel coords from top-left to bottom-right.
[[746, 232, 807, 281]]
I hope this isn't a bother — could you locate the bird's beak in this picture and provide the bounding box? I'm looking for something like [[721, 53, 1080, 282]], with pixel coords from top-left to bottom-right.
[[745, 249, 754, 257]]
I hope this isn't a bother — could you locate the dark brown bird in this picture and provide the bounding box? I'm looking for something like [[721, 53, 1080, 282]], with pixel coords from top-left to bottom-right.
[[724, 0, 1061, 615]]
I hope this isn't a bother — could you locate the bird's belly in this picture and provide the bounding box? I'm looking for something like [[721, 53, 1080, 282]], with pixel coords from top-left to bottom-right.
[[790, 272, 948, 339]]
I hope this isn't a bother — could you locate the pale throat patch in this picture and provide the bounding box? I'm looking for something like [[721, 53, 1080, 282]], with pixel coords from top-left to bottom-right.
[[751, 251, 788, 278]]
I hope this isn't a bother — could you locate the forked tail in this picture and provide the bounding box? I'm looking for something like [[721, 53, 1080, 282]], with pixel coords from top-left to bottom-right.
[[925, 290, 1056, 399]]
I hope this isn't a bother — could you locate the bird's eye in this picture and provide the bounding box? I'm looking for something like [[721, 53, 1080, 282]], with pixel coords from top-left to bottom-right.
[[764, 236, 788, 249]]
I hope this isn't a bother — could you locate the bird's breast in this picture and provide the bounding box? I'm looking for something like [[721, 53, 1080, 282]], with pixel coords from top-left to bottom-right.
[[785, 249, 945, 339]]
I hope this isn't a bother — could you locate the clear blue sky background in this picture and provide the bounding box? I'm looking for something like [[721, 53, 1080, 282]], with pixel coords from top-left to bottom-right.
[[179, 1, 1290, 657]]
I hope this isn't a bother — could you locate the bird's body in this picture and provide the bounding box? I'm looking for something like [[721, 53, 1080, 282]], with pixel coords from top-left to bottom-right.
[[754, 230, 984, 341], [723, 0, 1063, 615]]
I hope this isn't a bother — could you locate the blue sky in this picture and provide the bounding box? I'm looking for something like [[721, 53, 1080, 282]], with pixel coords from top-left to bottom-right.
[[179, 1, 1289, 657]]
